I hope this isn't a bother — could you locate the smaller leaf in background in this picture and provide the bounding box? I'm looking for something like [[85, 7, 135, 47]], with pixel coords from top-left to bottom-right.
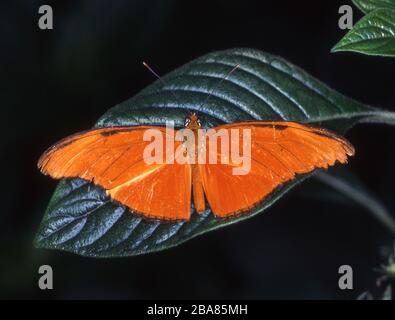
[[382, 285, 393, 300], [332, 9, 395, 57], [357, 285, 392, 299], [356, 242, 394, 300], [376, 242, 395, 280], [352, 0, 395, 14]]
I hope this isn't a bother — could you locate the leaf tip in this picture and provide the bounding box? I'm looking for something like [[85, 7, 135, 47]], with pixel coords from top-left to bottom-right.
[[330, 42, 344, 53], [33, 229, 49, 250]]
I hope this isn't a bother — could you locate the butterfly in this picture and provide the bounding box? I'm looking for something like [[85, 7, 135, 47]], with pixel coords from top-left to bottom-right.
[[38, 112, 354, 221]]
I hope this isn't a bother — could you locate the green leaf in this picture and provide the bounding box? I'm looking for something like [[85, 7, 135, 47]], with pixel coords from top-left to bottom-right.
[[357, 285, 392, 300], [332, 9, 395, 57], [35, 48, 395, 257], [382, 285, 392, 300], [352, 0, 395, 14]]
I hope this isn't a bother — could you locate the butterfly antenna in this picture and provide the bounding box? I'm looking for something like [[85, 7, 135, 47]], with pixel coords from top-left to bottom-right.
[[199, 64, 240, 109], [143, 61, 182, 105], [143, 62, 240, 116]]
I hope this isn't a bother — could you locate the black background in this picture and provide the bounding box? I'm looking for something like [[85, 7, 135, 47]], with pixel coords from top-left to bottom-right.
[[1, 0, 395, 299]]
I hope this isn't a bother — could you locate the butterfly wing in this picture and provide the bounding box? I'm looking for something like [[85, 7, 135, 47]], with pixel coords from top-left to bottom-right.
[[38, 126, 191, 220], [200, 121, 355, 218]]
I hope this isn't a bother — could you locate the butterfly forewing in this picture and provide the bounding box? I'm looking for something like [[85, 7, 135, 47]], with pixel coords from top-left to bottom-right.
[[39, 126, 191, 220]]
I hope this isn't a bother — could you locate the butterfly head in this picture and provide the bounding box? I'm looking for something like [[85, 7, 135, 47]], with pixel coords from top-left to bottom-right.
[[185, 112, 201, 129]]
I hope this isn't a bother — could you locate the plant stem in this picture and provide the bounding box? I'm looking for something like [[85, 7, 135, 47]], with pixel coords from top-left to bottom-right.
[[315, 171, 395, 235]]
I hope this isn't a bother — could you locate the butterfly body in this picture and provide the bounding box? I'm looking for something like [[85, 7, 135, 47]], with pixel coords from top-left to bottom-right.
[[38, 113, 354, 221], [182, 113, 204, 214]]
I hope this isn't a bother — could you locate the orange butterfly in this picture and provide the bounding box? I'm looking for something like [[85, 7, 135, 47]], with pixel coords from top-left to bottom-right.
[[38, 112, 354, 221]]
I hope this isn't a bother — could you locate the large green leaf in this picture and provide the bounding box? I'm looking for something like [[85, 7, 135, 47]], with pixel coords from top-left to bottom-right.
[[332, 8, 395, 56], [35, 48, 395, 257], [352, 0, 395, 13]]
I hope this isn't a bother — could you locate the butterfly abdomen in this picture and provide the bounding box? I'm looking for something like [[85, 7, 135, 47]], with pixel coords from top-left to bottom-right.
[[192, 164, 206, 213]]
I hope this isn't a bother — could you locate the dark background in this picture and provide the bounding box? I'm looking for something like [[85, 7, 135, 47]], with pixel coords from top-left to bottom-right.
[[1, 0, 395, 299]]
